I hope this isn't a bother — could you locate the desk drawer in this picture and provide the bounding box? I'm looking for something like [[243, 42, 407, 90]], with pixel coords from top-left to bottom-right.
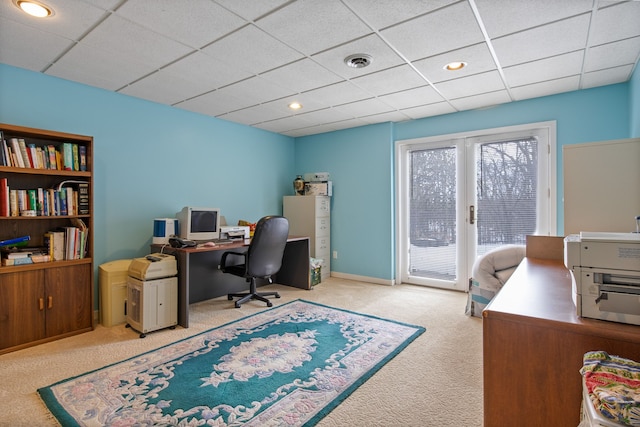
[[315, 217, 330, 237]]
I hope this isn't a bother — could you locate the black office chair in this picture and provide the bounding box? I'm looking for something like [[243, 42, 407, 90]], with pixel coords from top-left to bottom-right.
[[219, 215, 289, 308]]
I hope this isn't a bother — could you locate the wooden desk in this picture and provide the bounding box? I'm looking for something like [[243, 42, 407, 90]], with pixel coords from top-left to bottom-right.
[[483, 258, 640, 426], [151, 236, 310, 327]]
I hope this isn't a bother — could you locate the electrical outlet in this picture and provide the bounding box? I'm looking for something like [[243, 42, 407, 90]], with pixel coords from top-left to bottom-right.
[[333, 250, 338, 259]]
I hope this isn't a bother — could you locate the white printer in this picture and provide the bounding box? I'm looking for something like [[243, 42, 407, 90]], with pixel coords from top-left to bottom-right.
[[564, 232, 640, 325], [126, 253, 178, 337]]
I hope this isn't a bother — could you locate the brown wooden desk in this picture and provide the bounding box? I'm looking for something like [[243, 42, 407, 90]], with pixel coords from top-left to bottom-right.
[[151, 236, 310, 327], [483, 258, 640, 426]]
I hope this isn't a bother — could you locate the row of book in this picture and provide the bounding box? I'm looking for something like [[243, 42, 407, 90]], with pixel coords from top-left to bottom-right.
[[0, 178, 89, 217], [0, 220, 89, 266], [0, 131, 87, 171]]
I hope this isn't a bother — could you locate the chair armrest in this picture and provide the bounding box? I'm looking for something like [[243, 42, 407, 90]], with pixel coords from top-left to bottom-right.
[[220, 251, 246, 270]]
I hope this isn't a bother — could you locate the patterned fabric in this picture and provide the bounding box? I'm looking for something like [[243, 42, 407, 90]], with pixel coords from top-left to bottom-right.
[[581, 351, 640, 426], [38, 300, 425, 427]]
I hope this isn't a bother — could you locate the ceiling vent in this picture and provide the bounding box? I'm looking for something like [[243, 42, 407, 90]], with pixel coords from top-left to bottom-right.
[[344, 54, 372, 69]]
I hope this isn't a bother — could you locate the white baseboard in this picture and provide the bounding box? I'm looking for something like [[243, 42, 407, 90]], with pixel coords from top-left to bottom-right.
[[329, 271, 395, 286]]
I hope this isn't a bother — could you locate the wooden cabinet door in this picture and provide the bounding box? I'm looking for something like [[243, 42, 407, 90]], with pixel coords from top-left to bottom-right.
[[45, 264, 92, 337], [0, 270, 46, 350]]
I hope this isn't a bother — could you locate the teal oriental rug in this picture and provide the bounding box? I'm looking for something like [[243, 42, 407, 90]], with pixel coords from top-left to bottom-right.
[[38, 300, 425, 426]]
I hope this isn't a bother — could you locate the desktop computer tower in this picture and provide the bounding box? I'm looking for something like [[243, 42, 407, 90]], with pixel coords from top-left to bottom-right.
[[126, 276, 177, 338]]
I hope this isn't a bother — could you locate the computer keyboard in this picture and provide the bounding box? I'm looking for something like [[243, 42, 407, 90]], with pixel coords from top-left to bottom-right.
[[212, 238, 234, 245]]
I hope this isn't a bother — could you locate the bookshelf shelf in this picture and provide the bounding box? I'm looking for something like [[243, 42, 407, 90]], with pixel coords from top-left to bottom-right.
[[0, 123, 94, 354]]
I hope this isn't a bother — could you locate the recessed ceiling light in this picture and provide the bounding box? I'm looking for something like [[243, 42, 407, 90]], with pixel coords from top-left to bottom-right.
[[444, 61, 467, 71], [16, 0, 53, 17], [288, 102, 303, 110], [344, 54, 372, 69]]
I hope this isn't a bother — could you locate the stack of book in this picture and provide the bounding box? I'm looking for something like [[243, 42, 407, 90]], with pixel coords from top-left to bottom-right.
[[1, 245, 51, 266]]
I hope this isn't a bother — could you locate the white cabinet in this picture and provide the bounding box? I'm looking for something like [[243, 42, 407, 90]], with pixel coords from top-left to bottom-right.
[[283, 195, 330, 279]]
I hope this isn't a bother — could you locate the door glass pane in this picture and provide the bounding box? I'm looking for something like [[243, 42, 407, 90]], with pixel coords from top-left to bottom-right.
[[476, 137, 538, 256], [409, 147, 457, 281]]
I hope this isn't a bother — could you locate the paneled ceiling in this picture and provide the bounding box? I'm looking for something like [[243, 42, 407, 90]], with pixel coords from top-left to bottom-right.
[[1, 0, 639, 137]]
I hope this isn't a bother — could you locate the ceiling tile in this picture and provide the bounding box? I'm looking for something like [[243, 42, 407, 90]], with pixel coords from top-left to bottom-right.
[[413, 43, 497, 84], [434, 70, 506, 100], [213, 0, 291, 21], [80, 14, 192, 69], [256, 0, 371, 55], [591, 1, 640, 46], [46, 42, 156, 91], [201, 25, 304, 75], [216, 76, 295, 106], [301, 81, 373, 107], [401, 102, 457, 119], [380, 2, 485, 61], [332, 98, 395, 117], [0, 17, 72, 71], [176, 89, 247, 117], [218, 103, 288, 125], [116, 0, 247, 49], [475, 0, 593, 39], [344, 0, 457, 30], [260, 58, 343, 93], [449, 90, 512, 112], [585, 37, 640, 72], [491, 14, 590, 67], [510, 76, 580, 101], [351, 65, 428, 96], [0, 0, 108, 40], [378, 86, 444, 110], [119, 52, 252, 104], [582, 65, 635, 89], [311, 34, 404, 79], [503, 50, 584, 88]]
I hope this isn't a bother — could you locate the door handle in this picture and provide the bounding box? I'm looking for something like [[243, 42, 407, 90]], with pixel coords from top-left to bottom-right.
[[48, 296, 53, 309], [470, 205, 475, 225]]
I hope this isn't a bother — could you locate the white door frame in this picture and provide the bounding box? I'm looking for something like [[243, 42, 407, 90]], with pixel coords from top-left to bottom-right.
[[395, 121, 557, 289]]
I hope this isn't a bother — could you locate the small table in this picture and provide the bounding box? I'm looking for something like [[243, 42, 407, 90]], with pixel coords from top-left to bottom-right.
[[151, 236, 310, 327]]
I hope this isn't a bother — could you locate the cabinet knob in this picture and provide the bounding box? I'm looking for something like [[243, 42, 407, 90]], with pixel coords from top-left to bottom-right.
[[48, 296, 53, 309], [39, 298, 44, 311]]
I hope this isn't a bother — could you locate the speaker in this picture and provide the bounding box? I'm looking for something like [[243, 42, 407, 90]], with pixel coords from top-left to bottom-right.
[[152, 218, 177, 244]]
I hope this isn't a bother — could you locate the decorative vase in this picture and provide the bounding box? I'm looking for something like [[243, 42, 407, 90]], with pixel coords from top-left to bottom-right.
[[293, 175, 305, 195]]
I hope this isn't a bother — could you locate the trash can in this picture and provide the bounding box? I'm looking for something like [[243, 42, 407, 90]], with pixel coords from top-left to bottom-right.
[[99, 259, 132, 327]]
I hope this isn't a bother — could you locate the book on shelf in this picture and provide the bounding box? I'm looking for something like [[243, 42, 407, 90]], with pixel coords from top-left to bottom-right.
[[4, 251, 32, 259], [78, 182, 89, 214], [0, 131, 9, 166], [79, 145, 87, 171], [0, 178, 8, 217], [0, 235, 30, 247], [9, 138, 24, 168], [2, 257, 33, 266], [18, 138, 32, 168], [44, 231, 65, 261], [62, 142, 74, 170]]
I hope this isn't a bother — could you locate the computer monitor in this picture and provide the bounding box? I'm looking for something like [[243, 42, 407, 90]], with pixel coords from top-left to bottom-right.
[[176, 206, 220, 241]]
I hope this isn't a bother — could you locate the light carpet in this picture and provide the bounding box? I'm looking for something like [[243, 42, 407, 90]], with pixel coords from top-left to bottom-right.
[[0, 278, 483, 426], [37, 299, 425, 426]]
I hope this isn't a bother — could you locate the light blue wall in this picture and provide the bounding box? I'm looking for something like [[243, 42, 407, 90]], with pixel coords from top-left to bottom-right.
[[630, 66, 640, 138], [0, 64, 295, 306], [295, 83, 632, 281], [1, 63, 635, 288], [294, 123, 395, 279]]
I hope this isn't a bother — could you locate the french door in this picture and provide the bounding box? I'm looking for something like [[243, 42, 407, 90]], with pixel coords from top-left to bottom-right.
[[395, 122, 556, 290]]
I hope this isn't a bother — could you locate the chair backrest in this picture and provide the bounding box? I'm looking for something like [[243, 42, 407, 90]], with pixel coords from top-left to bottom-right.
[[245, 216, 290, 278]]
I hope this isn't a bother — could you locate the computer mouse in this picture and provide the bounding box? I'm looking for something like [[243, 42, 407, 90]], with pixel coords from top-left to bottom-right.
[[202, 241, 216, 247]]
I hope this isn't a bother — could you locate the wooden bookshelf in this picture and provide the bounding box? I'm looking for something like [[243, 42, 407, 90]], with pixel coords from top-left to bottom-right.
[[0, 123, 94, 354]]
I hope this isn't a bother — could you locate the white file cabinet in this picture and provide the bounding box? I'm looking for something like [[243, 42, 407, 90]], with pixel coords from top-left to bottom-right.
[[283, 195, 330, 280]]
